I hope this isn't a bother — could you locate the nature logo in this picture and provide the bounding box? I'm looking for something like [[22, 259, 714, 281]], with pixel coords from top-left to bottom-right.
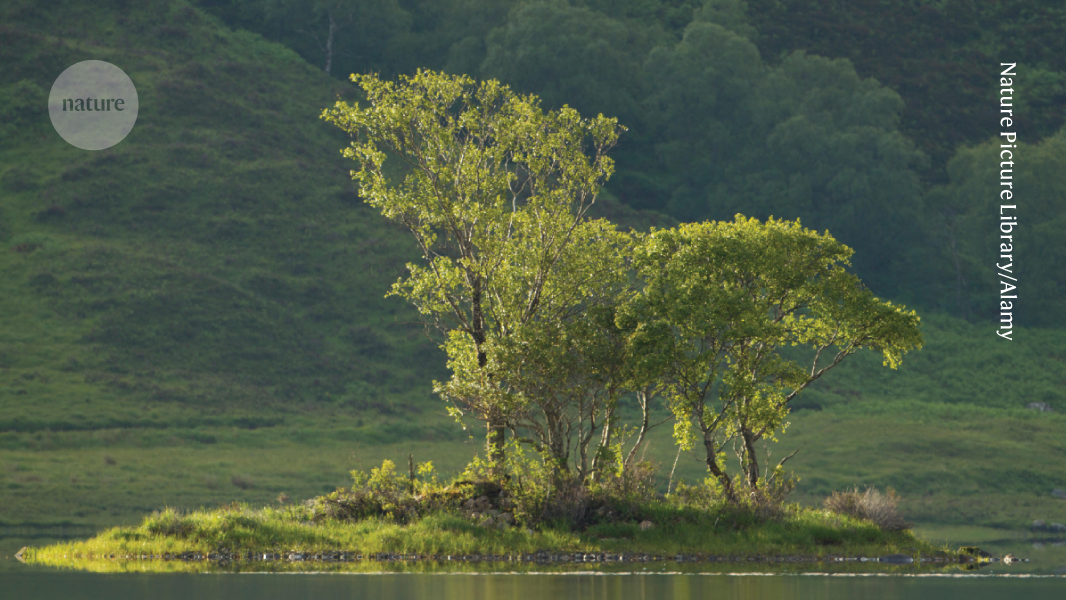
[[48, 60, 139, 150]]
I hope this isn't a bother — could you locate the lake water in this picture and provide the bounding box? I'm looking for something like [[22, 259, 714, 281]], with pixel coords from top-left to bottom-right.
[[5, 537, 1066, 599], [4, 569, 1066, 600]]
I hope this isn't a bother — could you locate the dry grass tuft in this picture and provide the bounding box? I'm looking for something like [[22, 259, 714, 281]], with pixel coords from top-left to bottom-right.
[[824, 486, 912, 532]]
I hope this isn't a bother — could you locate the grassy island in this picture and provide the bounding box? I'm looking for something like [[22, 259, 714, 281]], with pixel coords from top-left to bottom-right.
[[27, 505, 945, 571], [26, 460, 952, 572]]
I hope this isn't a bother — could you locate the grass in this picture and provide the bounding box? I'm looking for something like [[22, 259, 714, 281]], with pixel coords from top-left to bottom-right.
[[1, 0, 449, 419], [24, 501, 946, 571]]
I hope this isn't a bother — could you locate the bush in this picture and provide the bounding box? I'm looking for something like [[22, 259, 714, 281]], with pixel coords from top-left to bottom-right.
[[540, 478, 593, 530], [824, 486, 912, 532], [590, 460, 659, 524], [144, 509, 195, 538], [304, 458, 459, 524]]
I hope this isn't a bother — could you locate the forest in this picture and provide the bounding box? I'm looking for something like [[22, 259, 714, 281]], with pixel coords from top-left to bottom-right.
[[195, 0, 1066, 326]]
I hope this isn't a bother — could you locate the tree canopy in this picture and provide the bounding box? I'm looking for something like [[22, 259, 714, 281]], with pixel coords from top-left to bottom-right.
[[322, 69, 627, 464], [324, 70, 924, 495], [624, 216, 923, 498]]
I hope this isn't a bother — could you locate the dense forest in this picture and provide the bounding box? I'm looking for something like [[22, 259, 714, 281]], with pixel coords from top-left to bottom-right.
[[187, 0, 1066, 327]]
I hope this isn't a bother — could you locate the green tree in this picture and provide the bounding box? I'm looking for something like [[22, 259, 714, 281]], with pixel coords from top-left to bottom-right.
[[923, 127, 1066, 326], [481, 299, 628, 480], [639, 19, 927, 293], [749, 51, 927, 287], [626, 216, 923, 499], [480, 1, 646, 125], [322, 70, 624, 465], [215, 0, 413, 77], [641, 20, 762, 220]]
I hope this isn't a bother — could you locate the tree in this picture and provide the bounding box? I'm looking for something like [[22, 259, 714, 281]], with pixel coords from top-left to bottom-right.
[[322, 70, 624, 465], [480, 2, 645, 126], [625, 216, 923, 500], [247, 0, 412, 76], [923, 126, 1066, 326], [641, 20, 762, 221], [639, 19, 927, 294], [481, 300, 626, 480]]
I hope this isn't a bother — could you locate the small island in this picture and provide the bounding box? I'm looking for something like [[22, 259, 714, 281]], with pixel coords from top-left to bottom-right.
[[27, 463, 962, 573]]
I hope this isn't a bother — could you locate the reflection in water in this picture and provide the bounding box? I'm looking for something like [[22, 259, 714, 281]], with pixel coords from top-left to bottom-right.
[[4, 571, 1066, 600]]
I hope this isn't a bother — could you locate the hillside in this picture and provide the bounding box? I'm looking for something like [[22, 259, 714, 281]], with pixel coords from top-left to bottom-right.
[[0, 0, 1064, 553], [0, 0, 464, 530]]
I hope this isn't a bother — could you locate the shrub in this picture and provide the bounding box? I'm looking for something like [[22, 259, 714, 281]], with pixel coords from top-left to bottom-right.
[[305, 458, 455, 524], [144, 509, 195, 538], [824, 486, 912, 532], [540, 478, 593, 530], [596, 460, 658, 504], [670, 477, 723, 511], [590, 460, 659, 523]]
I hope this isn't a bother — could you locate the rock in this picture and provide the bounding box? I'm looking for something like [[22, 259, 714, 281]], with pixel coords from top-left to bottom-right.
[[1033, 520, 1047, 531], [877, 553, 913, 564], [478, 517, 494, 528], [525, 528, 535, 535], [1050, 523, 1066, 533], [1053, 489, 1066, 499], [499, 512, 514, 524], [639, 520, 654, 531], [1027, 402, 1054, 413], [496, 520, 511, 531], [958, 546, 991, 557], [1033, 542, 1046, 549]]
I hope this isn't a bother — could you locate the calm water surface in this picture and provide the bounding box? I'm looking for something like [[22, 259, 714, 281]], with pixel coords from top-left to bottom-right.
[[4, 537, 1066, 599], [4, 570, 1066, 600]]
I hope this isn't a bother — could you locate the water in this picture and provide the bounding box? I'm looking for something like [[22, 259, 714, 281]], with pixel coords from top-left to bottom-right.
[[4, 537, 1066, 599], [3, 569, 1066, 600]]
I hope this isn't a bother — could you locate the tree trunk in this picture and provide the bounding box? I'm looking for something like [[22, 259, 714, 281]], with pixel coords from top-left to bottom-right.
[[702, 433, 736, 502], [545, 407, 569, 474], [323, 10, 336, 75], [472, 278, 506, 470], [623, 387, 652, 468], [589, 404, 615, 481], [488, 418, 505, 464], [742, 426, 760, 490]]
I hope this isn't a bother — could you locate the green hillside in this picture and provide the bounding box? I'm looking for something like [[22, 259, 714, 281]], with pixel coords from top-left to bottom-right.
[[1, 0, 1064, 552], [0, 0, 459, 424]]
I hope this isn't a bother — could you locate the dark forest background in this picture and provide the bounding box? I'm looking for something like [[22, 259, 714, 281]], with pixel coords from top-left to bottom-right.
[[197, 0, 1066, 327]]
